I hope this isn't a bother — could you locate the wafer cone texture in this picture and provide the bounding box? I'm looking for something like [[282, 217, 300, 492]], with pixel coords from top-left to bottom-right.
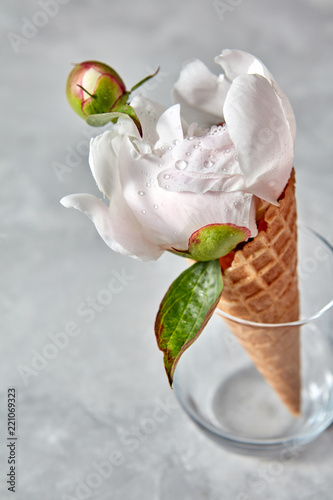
[[218, 170, 300, 415]]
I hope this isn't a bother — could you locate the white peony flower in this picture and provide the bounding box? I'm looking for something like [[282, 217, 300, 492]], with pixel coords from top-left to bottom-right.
[[61, 50, 295, 261]]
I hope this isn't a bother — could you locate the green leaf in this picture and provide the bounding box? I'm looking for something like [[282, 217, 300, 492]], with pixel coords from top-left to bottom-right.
[[130, 67, 160, 92], [86, 104, 142, 136], [86, 111, 125, 126], [155, 260, 223, 385], [114, 104, 142, 137], [172, 223, 250, 261]]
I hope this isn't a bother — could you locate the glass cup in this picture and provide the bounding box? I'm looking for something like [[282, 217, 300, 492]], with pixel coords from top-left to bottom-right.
[[173, 226, 333, 457]]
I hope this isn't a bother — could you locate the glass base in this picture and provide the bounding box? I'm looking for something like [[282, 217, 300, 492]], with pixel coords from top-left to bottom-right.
[[173, 226, 333, 457], [212, 366, 298, 439]]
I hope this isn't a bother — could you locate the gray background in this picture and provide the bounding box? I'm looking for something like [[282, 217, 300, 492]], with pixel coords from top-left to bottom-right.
[[1, 0, 333, 498]]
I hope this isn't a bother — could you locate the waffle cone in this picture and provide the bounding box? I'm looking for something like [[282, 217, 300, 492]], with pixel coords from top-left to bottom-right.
[[217, 170, 300, 416]]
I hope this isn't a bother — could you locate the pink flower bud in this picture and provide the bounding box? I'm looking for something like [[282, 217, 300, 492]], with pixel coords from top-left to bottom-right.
[[66, 60, 126, 119]]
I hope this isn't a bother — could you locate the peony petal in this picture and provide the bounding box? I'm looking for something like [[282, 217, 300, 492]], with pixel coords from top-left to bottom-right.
[[172, 59, 228, 127], [60, 193, 163, 260], [89, 131, 120, 199], [154, 104, 184, 149], [172, 191, 257, 240], [116, 121, 258, 247], [156, 123, 245, 194], [89, 96, 167, 199], [224, 74, 294, 203], [270, 81, 296, 144], [215, 49, 296, 142], [130, 95, 166, 147], [157, 168, 246, 194], [215, 49, 273, 84]]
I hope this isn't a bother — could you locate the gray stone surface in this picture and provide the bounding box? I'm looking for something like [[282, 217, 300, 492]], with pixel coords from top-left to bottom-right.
[[1, 0, 332, 498]]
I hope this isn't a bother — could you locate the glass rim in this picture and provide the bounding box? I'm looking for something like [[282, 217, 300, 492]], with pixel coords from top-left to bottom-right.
[[215, 224, 333, 329], [215, 300, 333, 328]]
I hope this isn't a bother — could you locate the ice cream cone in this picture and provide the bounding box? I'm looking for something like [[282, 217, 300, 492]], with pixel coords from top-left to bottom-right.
[[217, 170, 301, 416]]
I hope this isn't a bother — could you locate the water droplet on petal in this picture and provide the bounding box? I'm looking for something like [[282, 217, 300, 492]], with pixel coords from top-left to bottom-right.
[[138, 191, 145, 196], [165, 185, 170, 189], [163, 174, 170, 179], [173, 139, 180, 145], [203, 160, 214, 168], [141, 210, 146, 214], [209, 126, 218, 136], [175, 160, 188, 170], [146, 182, 151, 188], [187, 136, 194, 141], [185, 152, 191, 156], [153, 204, 158, 209]]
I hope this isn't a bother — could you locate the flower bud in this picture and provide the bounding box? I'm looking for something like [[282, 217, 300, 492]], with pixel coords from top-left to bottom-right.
[[66, 61, 126, 119]]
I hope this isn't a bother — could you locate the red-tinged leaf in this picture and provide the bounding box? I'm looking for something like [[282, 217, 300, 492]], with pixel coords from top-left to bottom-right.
[[155, 260, 223, 385]]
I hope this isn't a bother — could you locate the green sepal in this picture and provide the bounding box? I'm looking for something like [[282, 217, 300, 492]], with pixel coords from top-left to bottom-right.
[[155, 260, 223, 385], [86, 104, 142, 136], [81, 75, 125, 117], [114, 104, 142, 137], [130, 67, 160, 92], [172, 223, 250, 261], [76, 84, 96, 99]]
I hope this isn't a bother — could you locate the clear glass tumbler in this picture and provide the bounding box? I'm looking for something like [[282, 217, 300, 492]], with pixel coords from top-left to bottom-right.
[[173, 226, 333, 457]]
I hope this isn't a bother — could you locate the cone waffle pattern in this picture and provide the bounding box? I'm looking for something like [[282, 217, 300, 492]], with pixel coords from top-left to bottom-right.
[[218, 170, 300, 415]]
